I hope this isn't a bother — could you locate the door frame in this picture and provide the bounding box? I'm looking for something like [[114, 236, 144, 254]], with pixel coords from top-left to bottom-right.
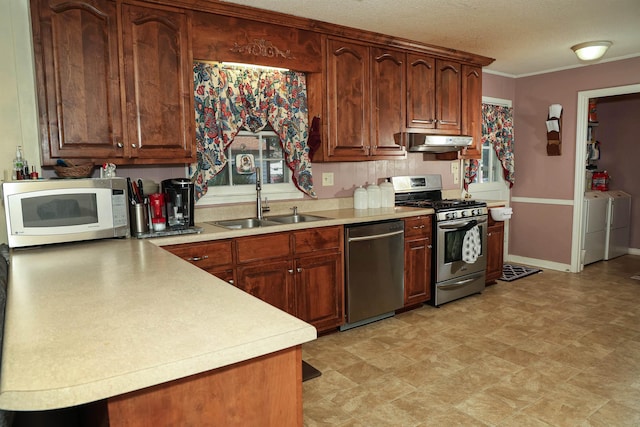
[[571, 83, 640, 272]]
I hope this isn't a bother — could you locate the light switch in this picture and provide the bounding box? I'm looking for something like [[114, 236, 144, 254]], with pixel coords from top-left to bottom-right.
[[322, 172, 334, 186]]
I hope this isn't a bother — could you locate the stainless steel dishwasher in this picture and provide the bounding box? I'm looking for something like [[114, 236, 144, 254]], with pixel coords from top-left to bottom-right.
[[341, 220, 405, 330]]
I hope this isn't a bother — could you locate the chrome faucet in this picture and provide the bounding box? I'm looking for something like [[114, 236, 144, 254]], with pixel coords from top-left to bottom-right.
[[256, 167, 263, 219], [255, 167, 270, 219]]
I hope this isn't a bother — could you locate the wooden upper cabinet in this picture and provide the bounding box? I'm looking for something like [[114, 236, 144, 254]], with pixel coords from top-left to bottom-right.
[[121, 3, 194, 162], [406, 54, 435, 129], [371, 48, 406, 158], [323, 39, 407, 161], [435, 60, 462, 131], [31, 0, 124, 164], [460, 65, 483, 159], [326, 38, 371, 160], [406, 55, 462, 134], [30, 0, 195, 166]]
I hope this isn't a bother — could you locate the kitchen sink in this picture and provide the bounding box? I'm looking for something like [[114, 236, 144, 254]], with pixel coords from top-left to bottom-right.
[[266, 214, 328, 224], [209, 218, 280, 229]]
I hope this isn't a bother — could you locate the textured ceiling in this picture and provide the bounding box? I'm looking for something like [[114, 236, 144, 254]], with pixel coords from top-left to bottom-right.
[[220, 0, 640, 77]]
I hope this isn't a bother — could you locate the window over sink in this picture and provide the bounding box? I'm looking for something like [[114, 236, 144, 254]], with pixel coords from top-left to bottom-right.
[[194, 128, 302, 206]]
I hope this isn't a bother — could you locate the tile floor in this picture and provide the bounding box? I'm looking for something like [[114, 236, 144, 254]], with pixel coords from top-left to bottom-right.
[[302, 255, 640, 426]]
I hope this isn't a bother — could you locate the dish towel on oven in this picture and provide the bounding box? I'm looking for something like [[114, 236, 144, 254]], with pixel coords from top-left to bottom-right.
[[462, 225, 481, 263]]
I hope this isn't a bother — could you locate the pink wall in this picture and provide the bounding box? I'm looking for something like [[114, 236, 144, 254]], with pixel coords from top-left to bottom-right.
[[483, 72, 516, 102], [508, 56, 640, 265], [596, 93, 640, 250]]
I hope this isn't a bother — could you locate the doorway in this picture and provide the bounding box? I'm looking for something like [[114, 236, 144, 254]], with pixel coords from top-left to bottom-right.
[[571, 84, 640, 272]]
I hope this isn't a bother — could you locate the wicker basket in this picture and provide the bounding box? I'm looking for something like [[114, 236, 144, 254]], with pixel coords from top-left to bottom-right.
[[53, 163, 95, 178]]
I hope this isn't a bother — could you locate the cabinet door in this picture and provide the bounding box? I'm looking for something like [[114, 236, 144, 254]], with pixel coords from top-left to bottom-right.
[[295, 253, 344, 332], [121, 3, 195, 162], [371, 48, 406, 158], [236, 259, 295, 315], [326, 38, 370, 160], [406, 54, 435, 129], [32, 0, 124, 164], [404, 238, 432, 306], [460, 65, 482, 159], [435, 60, 462, 131], [486, 221, 505, 284]]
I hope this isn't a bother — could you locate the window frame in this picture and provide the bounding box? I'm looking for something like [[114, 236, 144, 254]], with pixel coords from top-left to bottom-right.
[[194, 129, 303, 206], [467, 96, 511, 199]]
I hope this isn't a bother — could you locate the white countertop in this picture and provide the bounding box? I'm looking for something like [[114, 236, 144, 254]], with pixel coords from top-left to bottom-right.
[[0, 239, 316, 411]]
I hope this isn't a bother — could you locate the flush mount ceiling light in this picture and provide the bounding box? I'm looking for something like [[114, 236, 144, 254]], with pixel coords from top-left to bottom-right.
[[571, 41, 612, 61]]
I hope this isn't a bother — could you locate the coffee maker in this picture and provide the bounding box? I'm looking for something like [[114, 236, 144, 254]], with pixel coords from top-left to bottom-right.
[[161, 178, 195, 228]]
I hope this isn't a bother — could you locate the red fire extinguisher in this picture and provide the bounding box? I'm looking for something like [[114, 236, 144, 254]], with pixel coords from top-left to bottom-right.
[[591, 171, 609, 191]]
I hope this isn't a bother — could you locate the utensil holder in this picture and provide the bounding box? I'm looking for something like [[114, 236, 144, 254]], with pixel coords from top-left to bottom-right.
[[130, 202, 149, 236]]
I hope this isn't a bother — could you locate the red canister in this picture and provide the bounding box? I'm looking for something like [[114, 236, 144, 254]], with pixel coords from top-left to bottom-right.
[[591, 171, 609, 191], [149, 193, 166, 231]]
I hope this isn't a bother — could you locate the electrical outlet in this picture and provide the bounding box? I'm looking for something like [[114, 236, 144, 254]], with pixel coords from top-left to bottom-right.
[[322, 172, 334, 186], [451, 161, 460, 184]]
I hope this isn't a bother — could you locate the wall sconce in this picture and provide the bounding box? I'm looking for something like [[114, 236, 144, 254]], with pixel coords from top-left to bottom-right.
[[571, 41, 612, 61]]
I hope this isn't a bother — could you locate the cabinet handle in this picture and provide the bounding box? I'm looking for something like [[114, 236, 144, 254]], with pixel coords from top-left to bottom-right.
[[117, 142, 124, 148], [186, 255, 209, 262], [427, 244, 433, 249], [412, 225, 425, 229], [487, 232, 492, 237], [131, 143, 137, 148], [297, 267, 303, 273], [288, 269, 294, 274]]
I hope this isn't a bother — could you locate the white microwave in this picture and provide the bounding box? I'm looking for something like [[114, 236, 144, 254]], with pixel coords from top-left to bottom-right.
[[2, 178, 130, 248]]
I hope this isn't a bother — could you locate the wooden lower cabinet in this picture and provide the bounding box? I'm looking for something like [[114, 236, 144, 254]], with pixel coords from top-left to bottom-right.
[[403, 216, 432, 307], [294, 252, 343, 332], [163, 226, 344, 332], [236, 259, 295, 314], [486, 215, 505, 284], [108, 346, 303, 427]]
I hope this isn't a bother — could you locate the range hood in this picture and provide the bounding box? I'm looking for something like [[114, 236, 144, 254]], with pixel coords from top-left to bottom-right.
[[397, 133, 473, 153]]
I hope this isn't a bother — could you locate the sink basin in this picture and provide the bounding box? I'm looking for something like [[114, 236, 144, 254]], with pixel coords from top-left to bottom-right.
[[266, 214, 328, 224], [209, 218, 280, 229]]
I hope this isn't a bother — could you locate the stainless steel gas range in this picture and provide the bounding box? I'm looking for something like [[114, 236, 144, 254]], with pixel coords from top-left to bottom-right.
[[390, 175, 488, 306]]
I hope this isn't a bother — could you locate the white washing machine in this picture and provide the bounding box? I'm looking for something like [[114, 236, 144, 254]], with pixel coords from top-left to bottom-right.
[[605, 190, 632, 260], [582, 191, 611, 265]]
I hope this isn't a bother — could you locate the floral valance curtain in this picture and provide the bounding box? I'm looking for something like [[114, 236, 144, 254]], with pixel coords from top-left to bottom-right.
[[192, 61, 316, 200], [464, 103, 515, 189]]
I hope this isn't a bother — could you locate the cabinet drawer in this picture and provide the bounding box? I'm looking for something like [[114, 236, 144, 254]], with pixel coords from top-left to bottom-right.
[[404, 216, 432, 238], [236, 233, 291, 264], [293, 226, 342, 255], [164, 240, 233, 270]]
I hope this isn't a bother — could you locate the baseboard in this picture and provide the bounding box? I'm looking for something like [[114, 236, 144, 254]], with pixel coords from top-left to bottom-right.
[[505, 255, 572, 273], [628, 248, 640, 256]]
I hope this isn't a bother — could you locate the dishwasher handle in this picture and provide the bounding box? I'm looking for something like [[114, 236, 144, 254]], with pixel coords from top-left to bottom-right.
[[348, 229, 404, 243]]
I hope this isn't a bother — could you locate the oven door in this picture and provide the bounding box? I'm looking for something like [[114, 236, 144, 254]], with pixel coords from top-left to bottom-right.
[[436, 214, 488, 282]]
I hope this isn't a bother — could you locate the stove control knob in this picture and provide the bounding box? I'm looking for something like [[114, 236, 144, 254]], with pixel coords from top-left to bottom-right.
[[461, 211, 467, 217]]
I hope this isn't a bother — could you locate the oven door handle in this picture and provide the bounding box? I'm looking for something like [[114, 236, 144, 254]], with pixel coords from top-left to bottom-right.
[[439, 219, 478, 232]]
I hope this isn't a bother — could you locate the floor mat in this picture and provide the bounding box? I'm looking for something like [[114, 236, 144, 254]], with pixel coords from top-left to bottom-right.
[[500, 264, 542, 282]]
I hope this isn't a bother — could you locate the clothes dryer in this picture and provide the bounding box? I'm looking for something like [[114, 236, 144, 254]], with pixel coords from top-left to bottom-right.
[[605, 190, 632, 260]]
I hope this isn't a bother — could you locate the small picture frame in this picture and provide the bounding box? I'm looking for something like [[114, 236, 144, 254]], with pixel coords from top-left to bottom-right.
[[235, 154, 255, 174]]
